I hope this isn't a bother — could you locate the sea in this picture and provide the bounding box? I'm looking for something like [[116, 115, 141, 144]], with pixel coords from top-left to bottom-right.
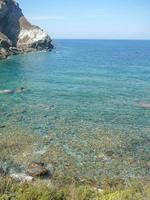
[[0, 40, 150, 181]]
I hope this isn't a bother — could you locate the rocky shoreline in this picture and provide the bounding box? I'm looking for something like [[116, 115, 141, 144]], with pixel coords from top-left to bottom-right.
[[0, 164, 150, 200], [0, 161, 52, 182], [0, 124, 150, 199], [0, 0, 53, 59]]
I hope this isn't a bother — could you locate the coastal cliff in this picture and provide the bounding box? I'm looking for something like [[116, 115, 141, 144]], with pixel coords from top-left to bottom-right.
[[0, 0, 53, 59]]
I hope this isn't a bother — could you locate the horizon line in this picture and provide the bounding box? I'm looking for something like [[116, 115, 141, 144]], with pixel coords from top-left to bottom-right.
[[52, 38, 150, 41]]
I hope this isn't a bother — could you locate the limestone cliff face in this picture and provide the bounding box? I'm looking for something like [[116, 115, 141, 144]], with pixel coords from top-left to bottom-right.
[[0, 0, 53, 59]]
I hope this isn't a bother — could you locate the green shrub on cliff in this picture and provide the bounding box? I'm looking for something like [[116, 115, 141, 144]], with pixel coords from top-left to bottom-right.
[[0, 177, 150, 200]]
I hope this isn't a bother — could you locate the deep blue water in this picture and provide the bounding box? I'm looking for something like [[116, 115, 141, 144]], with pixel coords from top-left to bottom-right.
[[0, 40, 150, 179]]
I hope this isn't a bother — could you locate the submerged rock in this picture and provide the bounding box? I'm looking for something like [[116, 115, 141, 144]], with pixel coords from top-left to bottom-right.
[[27, 162, 52, 178], [0, 0, 53, 59], [97, 154, 112, 163], [0, 167, 6, 176], [105, 150, 115, 157], [138, 102, 150, 109], [0, 125, 6, 128], [144, 162, 150, 170], [0, 87, 25, 94]]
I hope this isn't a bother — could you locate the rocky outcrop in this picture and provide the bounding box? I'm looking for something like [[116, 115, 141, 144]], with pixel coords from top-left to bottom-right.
[[0, 32, 12, 58], [27, 162, 52, 178], [0, 0, 53, 59]]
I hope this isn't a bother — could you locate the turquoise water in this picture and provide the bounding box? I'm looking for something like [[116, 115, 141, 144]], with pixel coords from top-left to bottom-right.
[[0, 40, 150, 180]]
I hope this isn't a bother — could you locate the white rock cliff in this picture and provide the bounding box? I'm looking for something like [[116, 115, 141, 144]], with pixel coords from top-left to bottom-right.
[[0, 0, 53, 59]]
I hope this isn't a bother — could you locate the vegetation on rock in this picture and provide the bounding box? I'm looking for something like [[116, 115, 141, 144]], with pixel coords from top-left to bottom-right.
[[0, 177, 150, 200]]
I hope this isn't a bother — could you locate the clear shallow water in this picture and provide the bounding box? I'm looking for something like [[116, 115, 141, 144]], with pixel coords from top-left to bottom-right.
[[0, 40, 150, 180]]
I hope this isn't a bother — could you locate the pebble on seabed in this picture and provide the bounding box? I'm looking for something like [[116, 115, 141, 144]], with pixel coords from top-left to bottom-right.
[[0, 125, 6, 128]]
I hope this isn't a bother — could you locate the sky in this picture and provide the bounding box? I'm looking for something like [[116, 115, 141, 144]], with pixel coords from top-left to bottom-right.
[[17, 0, 150, 39]]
